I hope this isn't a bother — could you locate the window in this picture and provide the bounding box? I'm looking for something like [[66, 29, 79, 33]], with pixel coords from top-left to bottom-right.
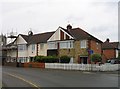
[[96, 42, 99, 49], [48, 42, 57, 49], [17, 57, 27, 63], [60, 41, 73, 49], [32, 44, 35, 50], [18, 44, 27, 51], [40, 43, 44, 50], [80, 40, 87, 48]]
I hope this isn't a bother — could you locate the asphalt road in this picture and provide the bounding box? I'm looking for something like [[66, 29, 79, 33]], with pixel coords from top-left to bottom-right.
[[2, 66, 119, 88]]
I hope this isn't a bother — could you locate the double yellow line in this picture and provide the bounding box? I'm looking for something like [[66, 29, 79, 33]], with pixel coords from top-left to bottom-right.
[[3, 72, 41, 89]]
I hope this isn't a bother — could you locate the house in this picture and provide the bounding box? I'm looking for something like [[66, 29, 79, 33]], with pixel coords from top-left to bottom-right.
[[5, 31, 54, 63], [0, 35, 7, 65], [47, 24, 103, 64], [102, 38, 120, 63], [5, 24, 103, 64]]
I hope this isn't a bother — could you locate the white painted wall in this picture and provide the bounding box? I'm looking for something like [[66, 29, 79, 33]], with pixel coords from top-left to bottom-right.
[[116, 50, 118, 58], [28, 44, 37, 57], [48, 28, 60, 41], [14, 35, 27, 44], [38, 43, 47, 56]]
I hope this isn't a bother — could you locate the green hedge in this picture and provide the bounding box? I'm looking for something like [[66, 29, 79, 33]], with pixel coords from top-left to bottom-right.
[[34, 55, 70, 63], [60, 55, 70, 63], [34, 56, 44, 62], [42, 56, 59, 63], [34, 56, 59, 63]]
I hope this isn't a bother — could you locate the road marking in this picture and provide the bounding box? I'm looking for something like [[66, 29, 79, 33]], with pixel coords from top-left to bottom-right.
[[83, 72, 95, 74], [3, 72, 41, 89]]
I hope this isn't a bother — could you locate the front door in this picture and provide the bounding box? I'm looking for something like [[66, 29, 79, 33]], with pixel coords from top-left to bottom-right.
[[80, 57, 88, 64], [30, 57, 34, 62]]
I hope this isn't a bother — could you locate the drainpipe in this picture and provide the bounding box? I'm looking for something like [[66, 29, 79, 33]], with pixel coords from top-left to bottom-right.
[[57, 42, 60, 63], [36, 43, 38, 56]]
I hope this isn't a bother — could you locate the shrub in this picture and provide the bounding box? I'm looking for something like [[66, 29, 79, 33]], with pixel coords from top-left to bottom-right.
[[42, 56, 59, 63], [34, 56, 44, 62], [60, 55, 70, 63], [91, 54, 102, 63]]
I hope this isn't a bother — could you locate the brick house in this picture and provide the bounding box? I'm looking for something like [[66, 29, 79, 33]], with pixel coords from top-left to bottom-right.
[[102, 39, 120, 63], [47, 24, 103, 64]]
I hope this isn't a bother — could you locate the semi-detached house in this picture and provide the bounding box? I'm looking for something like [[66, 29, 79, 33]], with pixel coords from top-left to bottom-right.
[[6, 31, 54, 63], [6, 24, 103, 64], [47, 24, 103, 64]]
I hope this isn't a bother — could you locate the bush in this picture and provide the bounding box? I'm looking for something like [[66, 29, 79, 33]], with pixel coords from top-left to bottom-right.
[[91, 54, 102, 63], [42, 56, 59, 63], [34, 56, 44, 62], [60, 55, 70, 63]]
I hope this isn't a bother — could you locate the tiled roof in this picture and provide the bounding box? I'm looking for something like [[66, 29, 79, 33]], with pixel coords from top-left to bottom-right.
[[102, 41, 119, 49], [60, 27, 102, 43], [20, 34, 29, 42], [28, 31, 55, 44]]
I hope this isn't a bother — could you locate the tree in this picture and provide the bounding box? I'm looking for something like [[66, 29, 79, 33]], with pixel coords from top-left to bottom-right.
[[91, 54, 102, 63]]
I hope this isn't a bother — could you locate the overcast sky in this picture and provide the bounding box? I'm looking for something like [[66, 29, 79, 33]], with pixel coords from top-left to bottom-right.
[[0, 0, 119, 42]]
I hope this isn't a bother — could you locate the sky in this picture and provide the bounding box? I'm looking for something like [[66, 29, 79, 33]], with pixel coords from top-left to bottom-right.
[[0, 0, 119, 42]]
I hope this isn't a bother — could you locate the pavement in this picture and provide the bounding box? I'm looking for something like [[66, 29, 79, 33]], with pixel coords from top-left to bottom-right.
[[2, 66, 120, 88]]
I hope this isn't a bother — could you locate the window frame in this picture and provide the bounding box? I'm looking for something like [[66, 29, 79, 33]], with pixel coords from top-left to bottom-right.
[[80, 40, 87, 48]]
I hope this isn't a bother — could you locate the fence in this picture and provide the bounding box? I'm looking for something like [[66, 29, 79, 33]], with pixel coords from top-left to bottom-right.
[[45, 63, 120, 71], [3, 62, 119, 71]]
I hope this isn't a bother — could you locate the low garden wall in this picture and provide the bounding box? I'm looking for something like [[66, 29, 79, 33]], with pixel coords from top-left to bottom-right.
[[23, 62, 45, 68]]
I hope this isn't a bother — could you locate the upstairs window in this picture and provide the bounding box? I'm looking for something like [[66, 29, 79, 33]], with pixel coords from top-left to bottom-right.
[[96, 42, 99, 49], [60, 41, 73, 49], [48, 42, 57, 49], [18, 44, 27, 51], [32, 44, 35, 50], [80, 40, 87, 48]]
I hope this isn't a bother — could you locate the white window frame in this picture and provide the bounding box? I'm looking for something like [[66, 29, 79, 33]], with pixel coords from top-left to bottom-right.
[[60, 41, 73, 49], [48, 42, 57, 49], [18, 44, 27, 51], [96, 42, 99, 49], [80, 40, 87, 48], [32, 44, 35, 51], [18, 57, 27, 63]]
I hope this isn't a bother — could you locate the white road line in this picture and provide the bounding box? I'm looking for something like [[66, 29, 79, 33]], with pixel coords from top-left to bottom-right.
[[3, 72, 41, 89]]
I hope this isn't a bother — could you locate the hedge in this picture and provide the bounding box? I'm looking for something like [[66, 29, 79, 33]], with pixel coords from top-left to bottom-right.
[[34, 56, 59, 63], [60, 55, 70, 63]]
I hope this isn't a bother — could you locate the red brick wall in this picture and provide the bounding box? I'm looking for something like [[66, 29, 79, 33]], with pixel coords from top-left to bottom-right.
[[90, 40, 102, 54], [102, 49, 116, 60], [60, 30, 64, 40]]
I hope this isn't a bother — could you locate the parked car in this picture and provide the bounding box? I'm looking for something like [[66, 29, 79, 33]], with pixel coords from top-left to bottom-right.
[[107, 58, 120, 64]]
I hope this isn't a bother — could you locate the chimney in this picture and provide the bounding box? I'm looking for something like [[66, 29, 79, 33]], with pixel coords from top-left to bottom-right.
[[28, 31, 33, 36], [66, 24, 72, 30], [106, 38, 110, 42]]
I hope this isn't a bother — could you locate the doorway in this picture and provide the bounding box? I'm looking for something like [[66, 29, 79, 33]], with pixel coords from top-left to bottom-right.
[[80, 56, 88, 64]]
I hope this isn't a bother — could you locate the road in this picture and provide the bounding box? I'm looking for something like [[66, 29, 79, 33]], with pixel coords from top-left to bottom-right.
[[2, 66, 119, 88]]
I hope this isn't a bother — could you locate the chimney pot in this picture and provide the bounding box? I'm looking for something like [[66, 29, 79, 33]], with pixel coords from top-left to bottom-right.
[[66, 24, 72, 30]]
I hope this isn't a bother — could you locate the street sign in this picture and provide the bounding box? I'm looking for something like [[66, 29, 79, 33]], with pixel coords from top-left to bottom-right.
[[88, 50, 94, 55]]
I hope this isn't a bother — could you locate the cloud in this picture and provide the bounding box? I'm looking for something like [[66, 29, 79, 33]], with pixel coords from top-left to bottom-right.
[[0, 0, 118, 42]]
